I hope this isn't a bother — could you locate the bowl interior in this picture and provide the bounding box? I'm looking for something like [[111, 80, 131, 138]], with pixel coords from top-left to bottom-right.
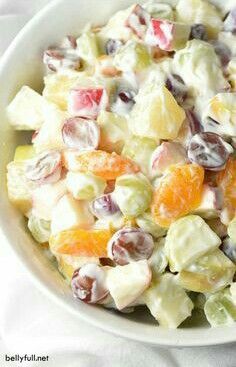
[[0, 0, 235, 347]]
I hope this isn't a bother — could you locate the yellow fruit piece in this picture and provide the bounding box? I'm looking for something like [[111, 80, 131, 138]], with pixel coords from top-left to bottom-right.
[[178, 249, 235, 293], [176, 0, 222, 38], [14, 145, 35, 162], [49, 228, 112, 257], [129, 85, 185, 140], [43, 72, 81, 110]]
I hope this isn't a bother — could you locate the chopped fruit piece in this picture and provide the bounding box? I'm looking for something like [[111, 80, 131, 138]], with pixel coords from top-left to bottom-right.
[[28, 215, 51, 243], [143, 1, 174, 21], [105, 39, 123, 55], [113, 173, 152, 217], [106, 260, 151, 310], [148, 238, 168, 275], [129, 85, 186, 141], [107, 227, 154, 265], [203, 93, 236, 137], [97, 111, 130, 154], [150, 142, 187, 177], [66, 172, 106, 200], [126, 4, 150, 39], [193, 185, 223, 219], [7, 161, 38, 215], [68, 87, 108, 119], [76, 31, 99, 65], [49, 228, 112, 257], [178, 249, 235, 293], [51, 194, 94, 235], [136, 212, 166, 238], [14, 145, 35, 162], [7, 86, 51, 130], [32, 179, 67, 221], [43, 47, 80, 72], [114, 40, 151, 73], [145, 19, 190, 51], [204, 289, 236, 327], [25, 150, 62, 184], [189, 24, 207, 41], [91, 194, 120, 219], [122, 136, 157, 177], [63, 150, 140, 180], [187, 132, 232, 171], [151, 164, 204, 227], [176, 0, 222, 38], [43, 72, 80, 110], [217, 158, 236, 208], [62, 117, 100, 151], [144, 273, 193, 329], [71, 264, 109, 303], [165, 215, 221, 272]]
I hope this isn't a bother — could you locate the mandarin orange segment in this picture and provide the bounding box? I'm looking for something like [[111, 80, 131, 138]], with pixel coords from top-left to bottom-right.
[[151, 164, 204, 227], [217, 158, 236, 208], [63, 150, 140, 180], [49, 229, 112, 256]]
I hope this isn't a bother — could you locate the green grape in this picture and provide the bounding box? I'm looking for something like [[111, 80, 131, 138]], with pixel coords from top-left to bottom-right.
[[148, 238, 168, 275], [28, 215, 51, 243], [136, 212, 166, 238], [204, 289, 236, 327], [66, 172, 106, 200], [122, 136, 157, 176], [114, 40, 151, 73], [113, 173, 153, 217]]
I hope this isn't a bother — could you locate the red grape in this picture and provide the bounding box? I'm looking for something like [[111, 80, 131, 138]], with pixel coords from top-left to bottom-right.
[[62, 117, 100, 151], [188, 132, 232, 171], [189, 24, 207, 40], [105, 39, 123, 55], [108, 227, 154, 265], [165, 74, 188, 105], [71, 264, 109, 303], [25, 150, 62, 184], [91, 194, 120, 219]]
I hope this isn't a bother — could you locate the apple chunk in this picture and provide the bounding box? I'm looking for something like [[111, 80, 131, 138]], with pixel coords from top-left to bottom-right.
[[106, 260, 151, 310]]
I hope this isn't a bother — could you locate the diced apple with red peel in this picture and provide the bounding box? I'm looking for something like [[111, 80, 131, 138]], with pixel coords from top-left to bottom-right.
[[145, 19, 190, 51], [106, 260, 151, 310], [68, 87, 108, 119], [193, 184, 223, 219], [32, 179, 67, 221], [150, 142, 187, 177], [126, 4, 150, 39]]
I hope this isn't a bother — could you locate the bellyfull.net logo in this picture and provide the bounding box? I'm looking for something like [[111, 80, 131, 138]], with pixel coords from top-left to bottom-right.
[[5, 354, 49, 363]]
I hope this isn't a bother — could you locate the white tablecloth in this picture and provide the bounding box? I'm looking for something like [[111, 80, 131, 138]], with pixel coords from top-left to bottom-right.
[[0, 1, 236, 366]]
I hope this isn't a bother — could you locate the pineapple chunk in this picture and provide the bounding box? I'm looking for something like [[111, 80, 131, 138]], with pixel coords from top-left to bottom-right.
[[97, 111, 130, 154], [7, 161, 37, 215], [106, 260, 151, 310], [165, 215, 221, 272], [43, 71, 81, 110], [14, 145, 35, 162], [129, 84, 185, 140], [57, 254, 99, 282], [33, 104, 68, 153], [7, 86, 51, 130], [178, 249, 235, 293], [144, 273, 193, 328], [176, 0, 222, 38], [114, 40, 151, 73], [203, 93, 236, 137], [51, 193, 94, 235]]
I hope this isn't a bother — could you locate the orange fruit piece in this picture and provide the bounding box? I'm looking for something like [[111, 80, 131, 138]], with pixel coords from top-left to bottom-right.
[[151, 164, 204, 228], [63, 150, 140, 180], [217, 158, 236, 208], [49, 229, 112, 257]]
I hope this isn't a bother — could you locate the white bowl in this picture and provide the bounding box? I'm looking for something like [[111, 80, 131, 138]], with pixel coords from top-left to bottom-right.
[[0, 0, 235, 347]]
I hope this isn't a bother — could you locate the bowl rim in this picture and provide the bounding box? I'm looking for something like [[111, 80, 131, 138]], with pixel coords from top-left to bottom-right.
[[1, 0, 236, 348]]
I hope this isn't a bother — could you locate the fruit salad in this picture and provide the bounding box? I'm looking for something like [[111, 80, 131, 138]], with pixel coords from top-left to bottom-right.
[[6, 0, 236, 329]]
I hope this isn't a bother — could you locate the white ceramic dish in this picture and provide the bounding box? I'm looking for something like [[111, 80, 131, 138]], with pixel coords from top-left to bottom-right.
[[0, 0, 236, 347]]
